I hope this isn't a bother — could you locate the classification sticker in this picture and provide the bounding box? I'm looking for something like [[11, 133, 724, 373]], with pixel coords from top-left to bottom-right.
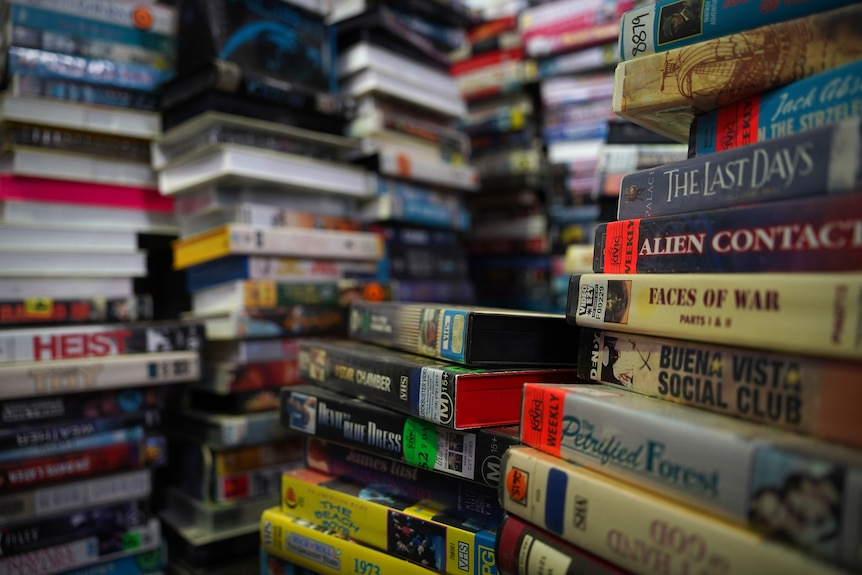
[[403, 418, 439, 471]]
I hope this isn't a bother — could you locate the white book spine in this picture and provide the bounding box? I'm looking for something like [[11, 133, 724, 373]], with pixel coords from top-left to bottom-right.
[[225, 225, 383, 261], [0, 350, 200, 400]]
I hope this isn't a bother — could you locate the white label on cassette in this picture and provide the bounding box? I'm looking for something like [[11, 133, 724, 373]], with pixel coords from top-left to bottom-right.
[[434, 428, 476, 480], [221, 417, 248, 446], [418, 367, 444, 423]]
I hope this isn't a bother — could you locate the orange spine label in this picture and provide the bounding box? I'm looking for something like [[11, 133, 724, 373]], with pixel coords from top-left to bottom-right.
[[603, 219, 640, 274], [521, 384, 565, 457], [714, 95, 761, 152]]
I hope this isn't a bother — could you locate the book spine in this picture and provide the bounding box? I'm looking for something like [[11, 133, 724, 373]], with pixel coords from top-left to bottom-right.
[[175, 226, 383, 270], [693, 59, 862, 155], [599, 193, 862, 273], [566, 273, 862, 360], [0, 295, 153, 327], [10, 73, 160, 111], [577, 328, 862, 449], [8, 2, 175, 50], [214, 463, 300, 502], [304, 438, 504, 525], [619, 0, 855, 61], [0, 498, 151, 558], [0, 174, 171, 212], [0, 468, 151, 524], [495, 514, 626, 575], [197, 411, 297, 449], [192, 281, 346, 313], [282, 385, 515, 487], [347, 302, 474, 363], [0, 409, 158, 450], [0, 387, 167, 427], [214, 439, 305, 476], [0, 517, 161, 575], [0, 441, 143, 492], [280, 467, 498, 575], [537, 43, 616, 77], [617, 118, 862, 219], [297, 341, 414, 417], [0, 322, 204, 363], [10, 25, 172, 69], [519, 382, 862, 570], [260, 507, 441, 575], [61, 547, 165, 575], [501, 447, 846, 575], [613, 3, 862, 143], [0, 350, 200, 401], [0, 426, 145, 464], [6, 46, 170, 92]]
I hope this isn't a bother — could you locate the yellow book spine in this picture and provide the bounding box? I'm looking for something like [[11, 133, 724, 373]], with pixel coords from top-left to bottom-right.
[[280, 467, 497, 575], [172, 225, 232, 269], [260, 507, 438, 575], [569, 272, 862, 361], [501, 447, 847, 575]]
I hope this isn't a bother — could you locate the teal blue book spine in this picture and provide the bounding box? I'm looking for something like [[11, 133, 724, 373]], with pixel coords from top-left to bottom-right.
[[618, 0, 855, 62]]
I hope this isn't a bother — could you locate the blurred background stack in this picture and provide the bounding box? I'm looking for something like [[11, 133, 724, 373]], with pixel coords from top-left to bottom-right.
[[147, 1, 392, 573], [0, 2, 207, 575], [452, 0, 551, 311], [333, 0, 479, 305]]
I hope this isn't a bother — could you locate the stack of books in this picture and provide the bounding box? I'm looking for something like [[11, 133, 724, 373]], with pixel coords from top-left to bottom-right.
[[451, 6, 552, 312], [333, 0, 479, 304], [259, 299, 584, 574], [148, 1, 387, 573], [0, 318, 204, 575], [498, 2, 862, 574]]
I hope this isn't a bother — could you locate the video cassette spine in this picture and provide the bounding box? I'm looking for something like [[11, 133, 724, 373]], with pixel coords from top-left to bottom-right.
[[0, 468, 151, 525], [166, 486, 276, 533], [9, 73, 159, 111], [167, 409, 299, 449]]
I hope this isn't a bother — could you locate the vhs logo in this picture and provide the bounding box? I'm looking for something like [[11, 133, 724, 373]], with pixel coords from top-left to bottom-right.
[[505, 467, 529, 506], [458, 541, 469, 571]]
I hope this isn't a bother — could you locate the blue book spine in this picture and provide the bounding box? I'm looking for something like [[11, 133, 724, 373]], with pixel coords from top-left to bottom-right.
[[618, 117, 862, 220], [0, 426, 145, 463], [618, 0, 856, 61], [542, 122, 609, 143], [9, 4, 174, 54], [597, 193, 862, 274], [7, 46, 170, 92], [693, 59, 862, 155], [185, 257, 252, 293]]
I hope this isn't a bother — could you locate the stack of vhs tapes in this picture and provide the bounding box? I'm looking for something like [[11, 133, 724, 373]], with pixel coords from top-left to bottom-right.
[[450, 5, 553, 311], [514, 0, 688, 311], [0, 0, 179, 239], [0, 316, 204, 575], [260, 299, 584, 574], [150, 1, 391, 572], [333, 0, 479, 304]]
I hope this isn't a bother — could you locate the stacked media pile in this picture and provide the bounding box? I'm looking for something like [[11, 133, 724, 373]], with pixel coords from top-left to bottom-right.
[[150, 1, 392, 573], [0, 5, 209, 574], [516, 0, 688, 312], [333, 0, 479, 305], [499, 2, 862, 575], [260, 299, 584, 574], [451, 3, 551, 312]]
